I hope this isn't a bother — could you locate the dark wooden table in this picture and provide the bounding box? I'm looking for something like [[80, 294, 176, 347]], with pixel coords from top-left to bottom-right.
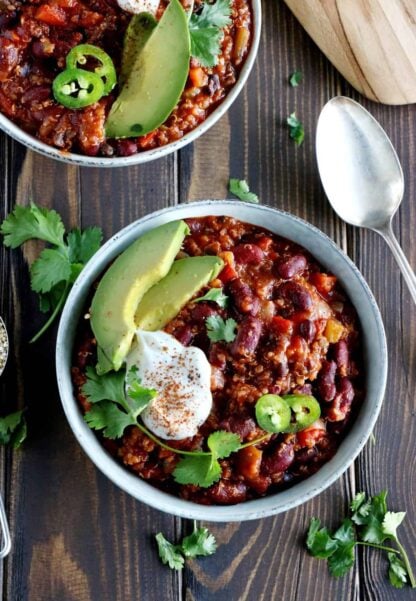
[[1, 1, 415, 600]]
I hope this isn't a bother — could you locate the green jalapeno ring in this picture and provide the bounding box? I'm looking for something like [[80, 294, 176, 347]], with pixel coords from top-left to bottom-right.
[[52, 68, 105, 109], [255, 394, 291, 434], [66, 44, 117, 95], [281, 394, 321, 433]]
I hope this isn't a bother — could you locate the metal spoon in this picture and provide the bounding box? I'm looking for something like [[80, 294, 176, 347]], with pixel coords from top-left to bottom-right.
[[316, 96, 416, 304], [0, 317, 11, 559]]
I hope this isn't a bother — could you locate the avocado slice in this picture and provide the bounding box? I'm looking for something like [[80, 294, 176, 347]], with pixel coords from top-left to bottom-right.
[[120, 13, 157, 89], [90, 220, 189, 373], [134, 256, 224, 331], [105, 0, 190, 139]]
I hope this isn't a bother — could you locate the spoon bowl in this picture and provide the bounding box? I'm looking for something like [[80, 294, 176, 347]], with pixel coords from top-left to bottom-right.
[[0, 317, 9, 378], [316, 96, 416, 304]]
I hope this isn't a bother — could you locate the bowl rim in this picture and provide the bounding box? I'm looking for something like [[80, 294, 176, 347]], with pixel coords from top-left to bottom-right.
[[0, 0, 261, 168], [56, 200, 388, 521]]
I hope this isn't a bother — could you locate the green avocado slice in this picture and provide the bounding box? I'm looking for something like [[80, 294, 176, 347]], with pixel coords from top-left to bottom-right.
[[134, 256, 224, 331], [119, 13, 157, 89], [90, 220, 189, 373], [105, 0, 190, 139]]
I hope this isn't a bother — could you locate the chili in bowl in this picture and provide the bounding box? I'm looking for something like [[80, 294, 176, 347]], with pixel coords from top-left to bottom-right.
[[0, 0, 260, 167], [56, 201, 387, 521]]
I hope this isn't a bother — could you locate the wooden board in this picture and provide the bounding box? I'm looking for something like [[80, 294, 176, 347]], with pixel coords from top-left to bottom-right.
[[0, 1, 415, 600], [283, 0, 416, 105]]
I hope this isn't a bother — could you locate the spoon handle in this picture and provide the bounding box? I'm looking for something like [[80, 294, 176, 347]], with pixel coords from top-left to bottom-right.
[[377, 222, 416, 305]]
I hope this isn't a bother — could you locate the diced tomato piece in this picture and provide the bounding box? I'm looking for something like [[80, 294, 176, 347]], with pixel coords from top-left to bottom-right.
[[297, 419, 326, 448], [286, 334, 308, 361], [218, 263, 237, 284], [138, 130, 157, 149], [35, 4, 67, 26], [310, 273, 337, 296], [256, 236, 273, 252], [271, 315, 293, 336]]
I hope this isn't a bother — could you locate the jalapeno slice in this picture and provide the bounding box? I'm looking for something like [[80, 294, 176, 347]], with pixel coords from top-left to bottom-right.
[[255, 394, 291, 433], [66, 44, 117, 95], [281, 394, 321, 433], [52, 68, 105, 109]]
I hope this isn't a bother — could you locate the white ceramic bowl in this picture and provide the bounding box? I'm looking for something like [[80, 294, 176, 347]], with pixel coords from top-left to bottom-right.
[[56, 201, 387, 521], [0, 2, 261, 167]]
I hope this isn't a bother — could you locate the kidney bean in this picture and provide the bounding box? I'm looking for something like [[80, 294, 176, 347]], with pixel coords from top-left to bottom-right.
[[115, 139, 138, 157], [219, 414, 257, 439], [228, 279, 260, 316], [262, 439, 295, 476], [293, 383, 313, 395], [209, 343, 227, 369], [326, 378, 355, 422], [233, 243, 264, 265], [317, 359, 337, 401], [173, 325, 193, 346], [208, 481, 247, 504], [248, 474, 272, 495], [276, 254, 307, 279], [231, 317, 262, 357], [299, 319, 316, 343], [333, 339, 349, 376], [275, 356, 289, 378], [191, 303, 217, 323], [277, 281, 312, 311], [21, 85, 51, 105]]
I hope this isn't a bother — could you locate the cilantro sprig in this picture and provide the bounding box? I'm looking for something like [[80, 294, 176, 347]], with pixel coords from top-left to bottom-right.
[[0, 410, 27, 448], [189, 0, 232, 67], [0, 202, 103, 342], [206, 315, 237, 342], [82, 366, 269, 488], [286, 112, 305, 146], [289, 70, 302, 87], [156, 520, 217, 570], [194, 287, 229, 308], [306, 491, 416, 589], [229, 178, 259, 203]]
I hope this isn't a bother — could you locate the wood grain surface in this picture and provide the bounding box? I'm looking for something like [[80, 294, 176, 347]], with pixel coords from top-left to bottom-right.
[[283, 0, 416, 105], [0, 1, 415, 600]]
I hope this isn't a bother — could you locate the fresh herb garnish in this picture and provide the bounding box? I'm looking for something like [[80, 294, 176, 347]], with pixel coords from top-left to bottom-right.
[[229, 178, 259, 203], [194, 287, 229, 308], [173, 430, 241, 487], [289, 70, 302, 87], [306, 491, 416, 588], [156, 521, 217, 570], [206, 315, 237, 342], [0, 203, 102, 342], [286, 112, 305, 146], [83, 366, 156, 439], [189, 0, 232, 67], [0, 410, 27, 448]]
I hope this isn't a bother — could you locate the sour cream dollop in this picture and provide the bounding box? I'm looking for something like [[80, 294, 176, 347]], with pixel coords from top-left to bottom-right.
[[126, 330, 212, 440], [116, 0, 159, 14]]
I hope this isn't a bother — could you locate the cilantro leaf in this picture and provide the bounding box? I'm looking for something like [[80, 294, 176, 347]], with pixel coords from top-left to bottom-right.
[[38, 281, 67, 314], [173, 455, 222, 487], [0, 203, 66, 248], [182, 526, 217, 558], [207, 430, 241, 459], [327, 519, 356, 578], [289, 70, 303, 87], [194, 288, 229, 308], [355, 491, 388, 544], [189, 0, 231, 67], [229, 179, 259, 203], [0, 410, 26, 447], [84, 401, 136, 439], [388, 552, 407, 588], [30, 248, 71, 294], [382, 511, 406, 539], [350, 491, 366, 513], [287, 112, 305, 146], [206, 315, 237, 342], [306, 518, 338, 559], [67, 227, 103, 264], [155, 533, 185, 570], [126, 368, 157, 417], [82, 366, 126, 406]]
